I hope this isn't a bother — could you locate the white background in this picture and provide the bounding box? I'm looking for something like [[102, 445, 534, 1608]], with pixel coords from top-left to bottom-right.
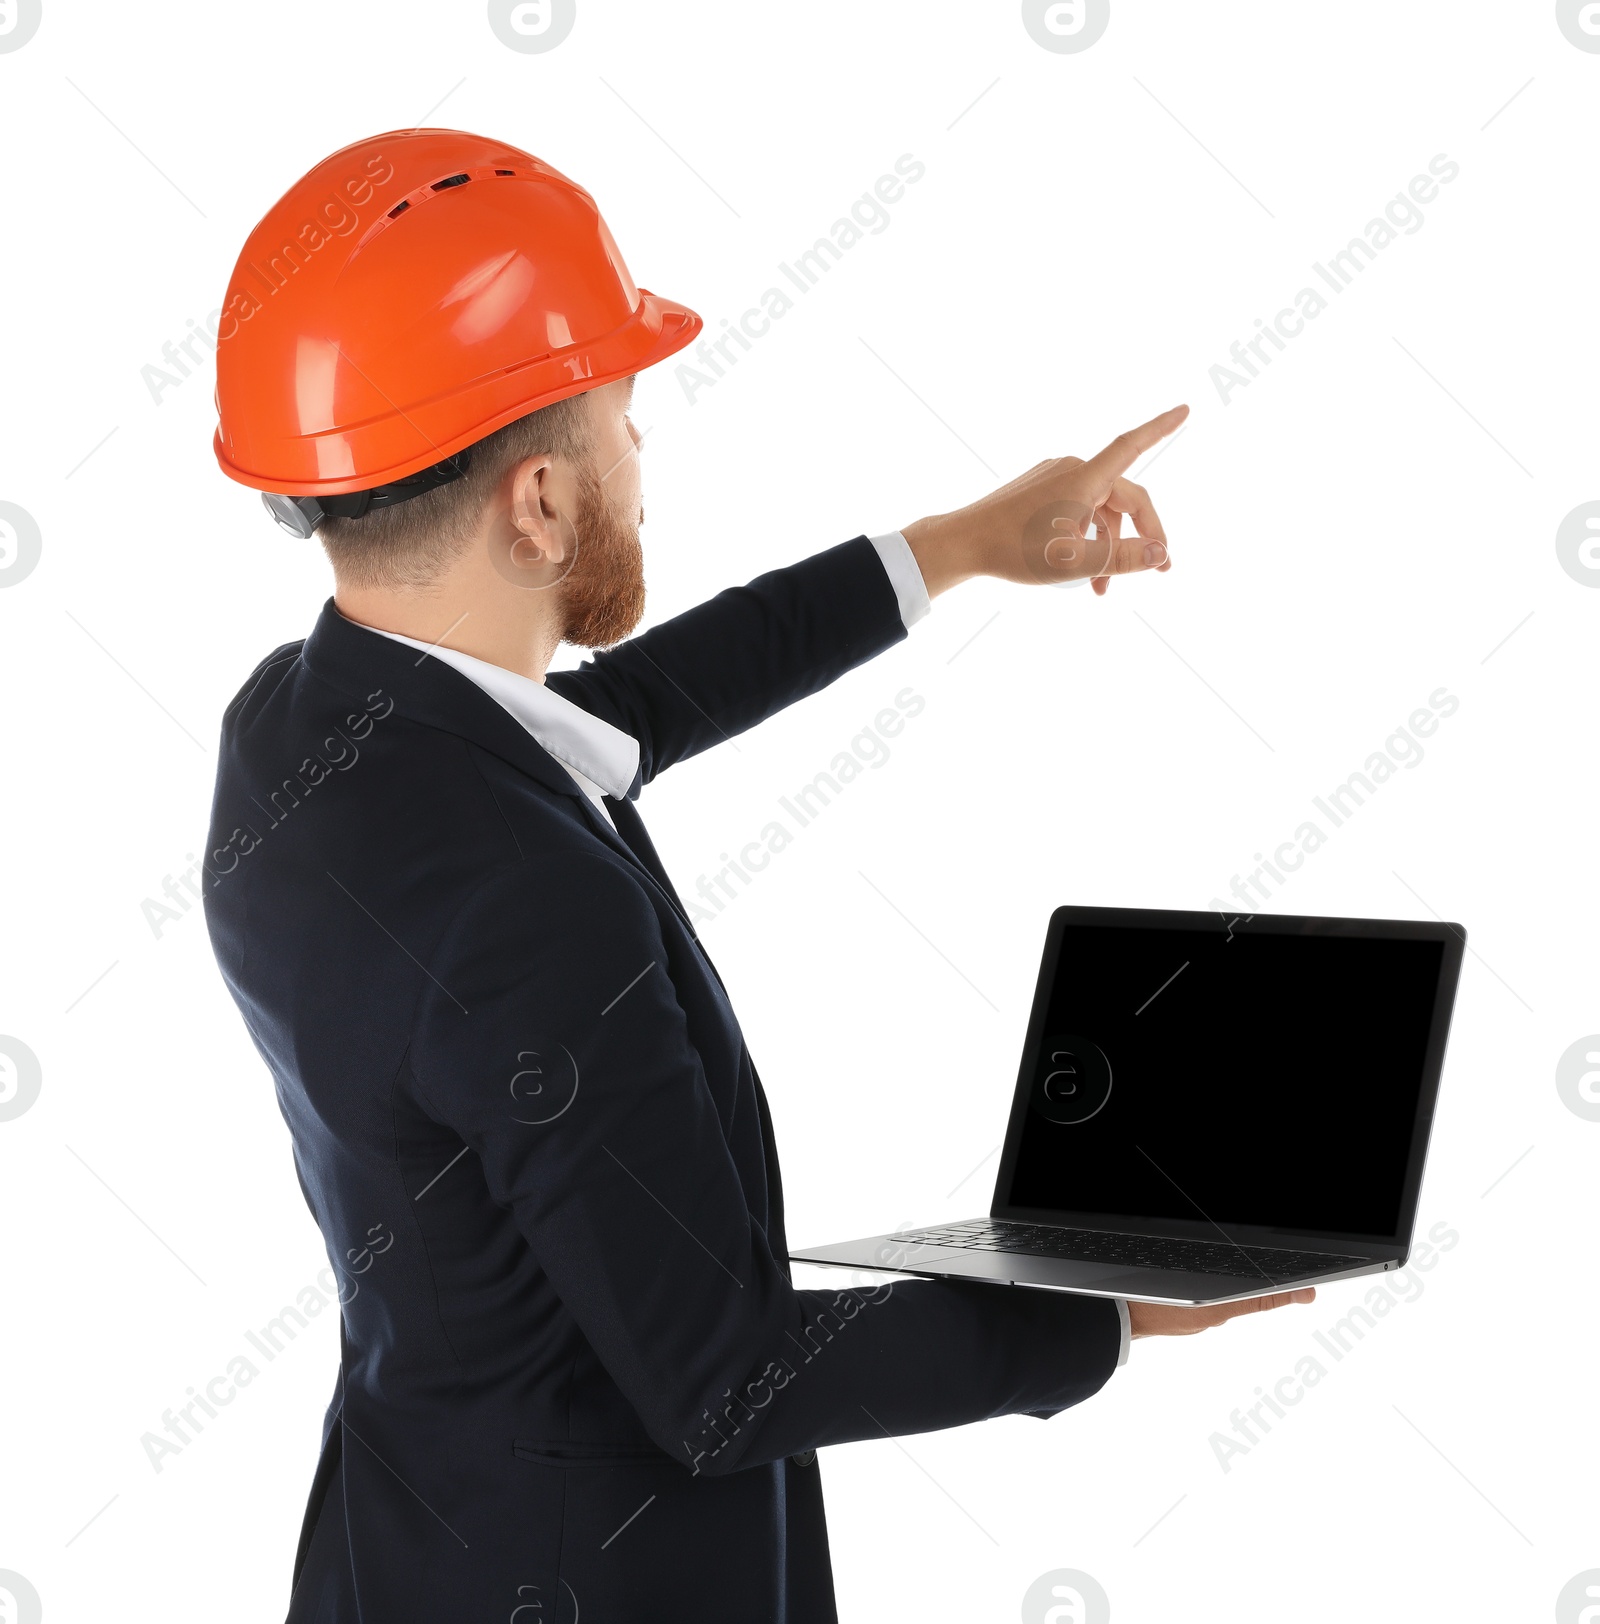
[[1, 2, 1596, 1620]]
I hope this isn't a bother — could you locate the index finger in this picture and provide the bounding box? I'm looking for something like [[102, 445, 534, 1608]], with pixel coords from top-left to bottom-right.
[[1079, 404, 1190, 488]]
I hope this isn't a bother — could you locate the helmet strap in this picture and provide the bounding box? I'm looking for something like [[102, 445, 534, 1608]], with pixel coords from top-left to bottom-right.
[[263, 449, 473, 538]]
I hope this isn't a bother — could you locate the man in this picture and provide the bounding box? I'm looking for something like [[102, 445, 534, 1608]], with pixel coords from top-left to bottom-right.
[[205, 129, 1310, 1623]]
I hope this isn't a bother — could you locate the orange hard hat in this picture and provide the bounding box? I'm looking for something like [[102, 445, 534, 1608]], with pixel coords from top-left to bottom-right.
[[213, 128, 701, 533]]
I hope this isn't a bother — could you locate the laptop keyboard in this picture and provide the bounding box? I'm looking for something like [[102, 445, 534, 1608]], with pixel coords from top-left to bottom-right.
[[887, 1220, 1366, 1282]]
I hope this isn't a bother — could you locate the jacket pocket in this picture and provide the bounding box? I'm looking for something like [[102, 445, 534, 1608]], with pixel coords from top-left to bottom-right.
[[513, 1439, 684, 1470]]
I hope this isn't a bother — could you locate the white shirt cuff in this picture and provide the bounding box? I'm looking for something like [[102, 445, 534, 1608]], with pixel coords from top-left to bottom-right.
[[1115, 1298, 1131, 1367], [868, 531, 931, 629]]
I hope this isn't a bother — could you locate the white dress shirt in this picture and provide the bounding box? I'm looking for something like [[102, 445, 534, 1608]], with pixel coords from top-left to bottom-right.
[[356, 531, 1132, 1367], [367, 623, 641, 820], [363, 532, 930, 829]]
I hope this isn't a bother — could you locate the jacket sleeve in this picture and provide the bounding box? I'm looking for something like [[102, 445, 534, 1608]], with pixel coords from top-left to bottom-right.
[[408, 850, 1123, 1477], [545, 536, 906, 785]]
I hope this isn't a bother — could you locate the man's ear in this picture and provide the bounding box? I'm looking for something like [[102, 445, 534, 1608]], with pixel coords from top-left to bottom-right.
[[488, 454, 577, 591]]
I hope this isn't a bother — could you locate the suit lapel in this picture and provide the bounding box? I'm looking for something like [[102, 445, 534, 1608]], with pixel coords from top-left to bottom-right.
[[303, 600, 591, 802], [302, 600, 704, 936], [572, 789, 713, 949], [604, 797, 697, 930]]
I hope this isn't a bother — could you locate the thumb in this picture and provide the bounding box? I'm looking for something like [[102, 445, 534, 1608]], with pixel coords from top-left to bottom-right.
[[1238, 1287, 1317, 1316], [1103, 532, 1170, 577]]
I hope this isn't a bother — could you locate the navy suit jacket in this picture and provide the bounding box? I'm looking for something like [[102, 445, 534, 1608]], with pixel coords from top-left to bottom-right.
[[204, 536, 1122, 1623]]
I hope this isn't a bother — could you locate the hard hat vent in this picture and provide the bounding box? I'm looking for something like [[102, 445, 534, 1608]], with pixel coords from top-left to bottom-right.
[[385, 167, 521, 221]]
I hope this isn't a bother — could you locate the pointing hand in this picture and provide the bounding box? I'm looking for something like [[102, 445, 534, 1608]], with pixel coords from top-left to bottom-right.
[[900, 404, 1189, 598]]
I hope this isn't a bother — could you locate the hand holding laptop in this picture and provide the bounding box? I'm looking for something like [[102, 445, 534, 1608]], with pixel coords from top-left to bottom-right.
[[1130, 1287, 1316, 1340]]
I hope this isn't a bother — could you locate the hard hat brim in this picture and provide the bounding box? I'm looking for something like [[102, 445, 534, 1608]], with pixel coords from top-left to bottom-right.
[[215, 289, 701, 498]]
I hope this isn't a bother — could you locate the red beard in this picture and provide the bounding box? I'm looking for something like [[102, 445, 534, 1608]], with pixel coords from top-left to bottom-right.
[[559, 467, 646, 649]]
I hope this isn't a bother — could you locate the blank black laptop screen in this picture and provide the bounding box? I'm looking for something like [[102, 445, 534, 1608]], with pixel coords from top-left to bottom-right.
[[1004, 922, 1446, 1239]]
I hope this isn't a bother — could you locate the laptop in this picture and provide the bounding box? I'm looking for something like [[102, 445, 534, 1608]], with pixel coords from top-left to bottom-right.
[[791, 905, 1464, 1305]]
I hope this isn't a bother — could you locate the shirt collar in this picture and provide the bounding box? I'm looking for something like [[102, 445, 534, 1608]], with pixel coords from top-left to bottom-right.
[[357, 622, 641, 802]]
